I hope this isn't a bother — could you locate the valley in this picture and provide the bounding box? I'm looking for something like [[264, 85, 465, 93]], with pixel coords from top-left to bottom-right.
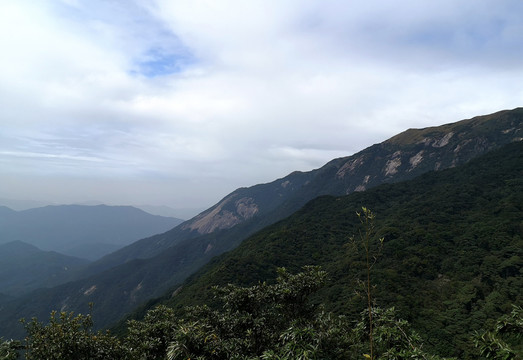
[[0, 108, 521, 358]]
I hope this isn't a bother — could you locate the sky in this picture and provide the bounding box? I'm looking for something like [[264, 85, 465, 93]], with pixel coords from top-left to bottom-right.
[[1, 0, 522, 218]]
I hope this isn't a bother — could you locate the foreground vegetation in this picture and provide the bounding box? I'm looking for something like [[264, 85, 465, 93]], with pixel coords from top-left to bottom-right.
[[120, 141, 522, 358], [3, 196, 523, 359], [1, 142, 521, 359], [1, 266, 521, 359]]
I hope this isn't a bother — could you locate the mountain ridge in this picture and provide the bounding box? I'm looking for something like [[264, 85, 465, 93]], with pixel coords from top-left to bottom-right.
[[0, 241, 90, 296], [132, 140, 522, 357], [0, 108, 520, 339], [0, 204, 184, 260], [89, 108, 522, 272]]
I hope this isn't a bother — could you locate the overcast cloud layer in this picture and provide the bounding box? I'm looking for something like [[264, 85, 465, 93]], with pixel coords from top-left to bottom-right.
[[1, 0, 522, 216]]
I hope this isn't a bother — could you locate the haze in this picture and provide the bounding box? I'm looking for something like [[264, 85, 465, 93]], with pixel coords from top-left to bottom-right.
[[1, 0, 522, 215]]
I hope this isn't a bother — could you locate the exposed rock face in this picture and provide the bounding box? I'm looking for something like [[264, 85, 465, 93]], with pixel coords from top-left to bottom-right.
[[354, 175, 371, 192], [432, 131, 454, 147], [182, 195, 241, 234], [409, 150, 424, 170], [130, 281, 143, 303], [384, 151, 402, 176], [336, 155, 365, 178], [83, 285, 96, 296], [204, 243, 213, 253], [183, 108, 522, 238], [329, 109, 522, 196], [235, 197, 258, 219], [2, 108, 519, 340], [182, 195, 259, 234]]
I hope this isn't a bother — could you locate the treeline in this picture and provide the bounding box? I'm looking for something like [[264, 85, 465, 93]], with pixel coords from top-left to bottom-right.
[[2, 141, 521, 359], [1, 266, 521, 359], [119, 141, 523, 358]]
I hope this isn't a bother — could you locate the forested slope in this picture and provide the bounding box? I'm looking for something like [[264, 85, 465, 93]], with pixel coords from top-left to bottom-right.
[[1, 109, 520, 341], [134, 141, 523, 358]]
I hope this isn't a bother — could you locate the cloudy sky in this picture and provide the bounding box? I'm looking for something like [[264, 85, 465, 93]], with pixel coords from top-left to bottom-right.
[[1, 0, 522, 217]]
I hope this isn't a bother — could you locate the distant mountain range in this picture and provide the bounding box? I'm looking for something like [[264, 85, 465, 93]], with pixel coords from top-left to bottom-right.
[[0, 204, 184, 260], [0, 198, 200, 219], [0, 108, 520, 340], [135, 205, 203, 219], [86, 108, 523, 271], [0, 241, 89, 296]]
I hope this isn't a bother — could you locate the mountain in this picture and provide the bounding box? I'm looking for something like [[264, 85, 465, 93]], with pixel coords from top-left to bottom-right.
[[0, 204, 184, 260], [0, 241, 90, 296], [79, 108, 522, 279], [135, 204, 200, 219], [123, 140, 523, 357], [0, 108, 520, 339], [0, 198, 53, 211], [92, 107, 523, 270]]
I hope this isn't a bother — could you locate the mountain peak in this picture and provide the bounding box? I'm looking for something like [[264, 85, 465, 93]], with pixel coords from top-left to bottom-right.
[[1, 108, 519, 338], [0, 240, 40, 254], [385, 107, 522, 146], [172, 108, 522, 237]]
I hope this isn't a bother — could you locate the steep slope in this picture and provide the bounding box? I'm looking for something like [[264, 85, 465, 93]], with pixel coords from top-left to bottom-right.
[[128, 141, 523, 357], [84, 170, 317, 274], [0, 205, 16, 217], [93, 107, 522, 271], [0, 109, 520, 339], [0, 204, 183, 260], [0, 241, 90, 296]]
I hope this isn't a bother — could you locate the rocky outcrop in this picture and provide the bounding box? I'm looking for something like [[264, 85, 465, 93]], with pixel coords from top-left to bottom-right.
[[181, 195, 260, 234], [329, 108, 522, 196], [180, 108, 522, 239], [2, 108, 520, 340]]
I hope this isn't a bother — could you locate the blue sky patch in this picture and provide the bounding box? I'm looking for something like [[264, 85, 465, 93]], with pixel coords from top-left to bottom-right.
[[133, 48, 195, 78]]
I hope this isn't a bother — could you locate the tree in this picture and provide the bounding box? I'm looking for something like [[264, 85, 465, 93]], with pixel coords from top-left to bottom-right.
[[164, 265, 450, 360], [350, 307, 451, 360], [125, 305, 179, 359], [0, 338, 21, 360], [473, 304, 523, 359], [349, 207, 384, 360], [166, 266, 354, 360], [21, 306, 125, 360], [7, 266, 453, 360]]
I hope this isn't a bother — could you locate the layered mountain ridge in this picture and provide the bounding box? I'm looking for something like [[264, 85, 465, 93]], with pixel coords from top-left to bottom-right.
[[91, 108, 522, 270], [0, 241, 89, 296], [179, 107, 523, 235], [0, 108, 520, 339], [145, 140, 522, 357], [0, 204, 184, 260]]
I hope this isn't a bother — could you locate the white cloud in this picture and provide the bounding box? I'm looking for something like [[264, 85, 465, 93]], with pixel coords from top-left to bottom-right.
[[0, 0, 522, 211]]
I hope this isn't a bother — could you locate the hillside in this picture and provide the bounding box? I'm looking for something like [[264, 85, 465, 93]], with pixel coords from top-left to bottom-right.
[[0, 204, 183, 260], [0, 108, 520, 340], [0, 241, 90, 296], [130, 140, 523, 357], [87, 107, 522, 274]]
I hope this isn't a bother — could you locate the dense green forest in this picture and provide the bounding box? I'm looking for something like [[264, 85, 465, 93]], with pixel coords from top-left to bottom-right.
[[1, 141, 521, 359], [1, 109, 520, 340], [2, 267, 521, 359], [123, 141, 523, 358]]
